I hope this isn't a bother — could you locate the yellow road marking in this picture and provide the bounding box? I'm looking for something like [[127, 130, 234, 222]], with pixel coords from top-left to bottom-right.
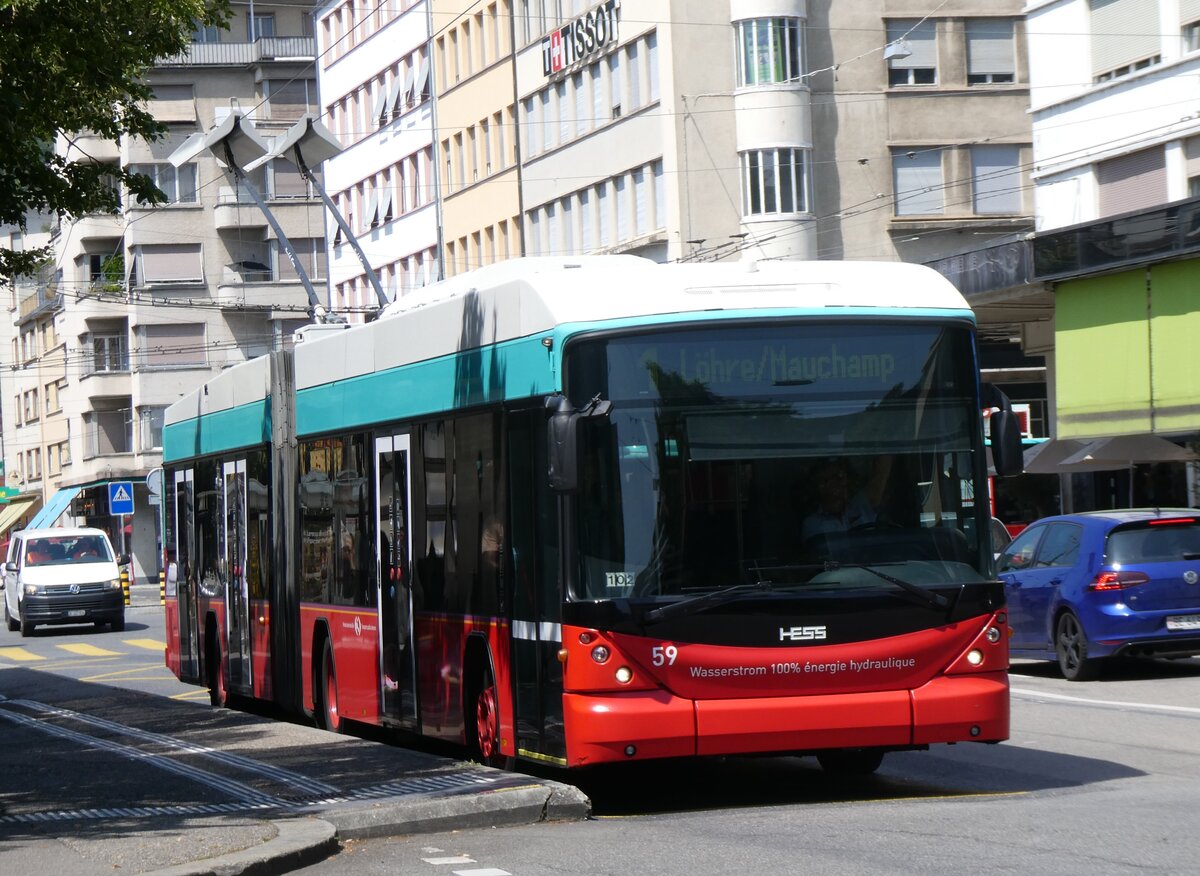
[[0, 647, 44, 662], [170, 689, 211, 701], [122, 638, 165, 651], [58, 643, 122, 657], [80, 665, 175, 682]]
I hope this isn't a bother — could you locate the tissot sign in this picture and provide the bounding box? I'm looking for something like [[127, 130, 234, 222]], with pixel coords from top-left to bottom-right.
[[542, 0, 621, 77]]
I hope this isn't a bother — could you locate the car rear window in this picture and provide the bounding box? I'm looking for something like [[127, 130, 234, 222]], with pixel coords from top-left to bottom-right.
[[1106, 522, 1200, 564]]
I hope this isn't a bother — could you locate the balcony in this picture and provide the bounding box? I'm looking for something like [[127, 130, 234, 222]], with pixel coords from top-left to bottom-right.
[[18, 288, 62, 322], [159, 37, 316, 67], [73, 213, 125, 242], [214, 201, 269, 230], [215, 278, 315, 314]]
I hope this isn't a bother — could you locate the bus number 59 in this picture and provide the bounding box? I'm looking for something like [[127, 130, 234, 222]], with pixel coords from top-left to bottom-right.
[[652, 645, 678, 667]]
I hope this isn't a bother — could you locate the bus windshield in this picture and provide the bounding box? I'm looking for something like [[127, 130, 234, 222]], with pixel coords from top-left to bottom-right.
[[565, 321, 991, 602]]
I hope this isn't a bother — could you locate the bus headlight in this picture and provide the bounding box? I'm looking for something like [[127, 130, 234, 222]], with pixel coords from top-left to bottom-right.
[[591, 645, 610, 664], [966, 649, 984, 666], [986, 626, 1002, 644], [614, 666, 633, 684]]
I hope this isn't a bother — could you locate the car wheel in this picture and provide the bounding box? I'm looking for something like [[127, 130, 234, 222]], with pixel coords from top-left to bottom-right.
[[4, 599, 17, 632], [1056, 611, 1101, 681], [817, 749, 885, 776]]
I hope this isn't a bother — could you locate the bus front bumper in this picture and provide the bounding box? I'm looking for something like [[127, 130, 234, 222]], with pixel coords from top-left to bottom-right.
[[562, 672, 1009, 767]]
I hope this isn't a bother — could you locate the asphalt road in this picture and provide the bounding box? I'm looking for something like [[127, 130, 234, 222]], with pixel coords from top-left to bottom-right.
[[295, 656, 1200, 875], [4, 605, 1200, 875]]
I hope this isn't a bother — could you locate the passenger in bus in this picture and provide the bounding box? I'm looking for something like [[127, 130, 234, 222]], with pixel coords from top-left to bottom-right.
[[801, 456, 893, 542]]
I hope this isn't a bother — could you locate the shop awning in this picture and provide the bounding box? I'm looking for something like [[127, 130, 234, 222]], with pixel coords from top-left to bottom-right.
[[0, 497, 37, 539], [25, 486, 84, 530]]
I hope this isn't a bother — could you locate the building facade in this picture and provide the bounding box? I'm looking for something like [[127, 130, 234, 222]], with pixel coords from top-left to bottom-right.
[[316, 0, 439, 318], [1, 3, 326, 580]]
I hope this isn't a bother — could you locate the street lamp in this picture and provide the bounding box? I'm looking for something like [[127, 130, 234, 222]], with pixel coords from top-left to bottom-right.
[[168, 110, 328, 321], [247, 114, 389, 312]]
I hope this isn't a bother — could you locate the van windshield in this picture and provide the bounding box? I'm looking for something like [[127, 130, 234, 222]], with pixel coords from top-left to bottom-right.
[[25, 535, 113, 566]]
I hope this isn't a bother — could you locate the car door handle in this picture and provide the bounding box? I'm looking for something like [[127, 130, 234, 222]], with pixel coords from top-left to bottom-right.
[[1049, 578, 1062, 586]]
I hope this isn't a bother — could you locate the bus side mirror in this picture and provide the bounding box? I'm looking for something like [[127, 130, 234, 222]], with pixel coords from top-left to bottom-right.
[[546, 393, 613, 493], [983, 384, 1024, 477], [547, 395, 580, 493]]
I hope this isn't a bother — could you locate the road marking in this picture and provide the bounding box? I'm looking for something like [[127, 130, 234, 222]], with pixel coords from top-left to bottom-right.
[[454, 870, 511, 876], [81, 667, 177, 683], [169, 689, 213, 701], [1012, 686, 1200, 716], [122, 638, 166, 651], [0, 647, 44, 662], [424, 857, 476, 865], [58, 643, 122, 657]]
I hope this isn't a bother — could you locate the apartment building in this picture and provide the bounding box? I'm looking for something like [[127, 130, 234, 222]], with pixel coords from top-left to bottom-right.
[[0, 3, 327, 580], [1019, 0, 1200, 507], [316, 0, 439, 317]]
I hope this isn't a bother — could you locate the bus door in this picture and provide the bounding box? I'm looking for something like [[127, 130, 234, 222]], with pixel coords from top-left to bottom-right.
[[376, 433, 417, 727], [223, 459, 253, 694], [173, 469, 200, 681]]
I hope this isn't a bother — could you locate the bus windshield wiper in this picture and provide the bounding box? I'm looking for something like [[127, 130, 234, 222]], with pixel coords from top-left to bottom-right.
[[643, 581, 777, 624], [823, 561, 950, 609]]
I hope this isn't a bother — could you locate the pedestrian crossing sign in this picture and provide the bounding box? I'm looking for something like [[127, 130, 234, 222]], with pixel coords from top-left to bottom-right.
[[108, 481, 135, 516]]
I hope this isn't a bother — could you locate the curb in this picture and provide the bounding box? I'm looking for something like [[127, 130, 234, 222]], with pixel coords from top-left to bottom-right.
[[144, 817, 338, 876], [319, 780, 593, 840]]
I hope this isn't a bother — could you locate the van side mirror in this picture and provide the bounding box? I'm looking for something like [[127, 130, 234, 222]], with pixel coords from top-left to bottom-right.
[[4, 561, 15, 573], [118, 553, 131, 566]]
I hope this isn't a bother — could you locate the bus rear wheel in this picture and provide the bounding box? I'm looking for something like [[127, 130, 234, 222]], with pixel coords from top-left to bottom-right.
[[817, 749, 885, 776], [472, 663, 513, 770], [318, 640, 343, 734], [208, 640, 227, 708]]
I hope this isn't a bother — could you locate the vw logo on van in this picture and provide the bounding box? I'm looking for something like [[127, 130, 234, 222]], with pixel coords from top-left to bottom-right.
[[69, 583, 80, 594]]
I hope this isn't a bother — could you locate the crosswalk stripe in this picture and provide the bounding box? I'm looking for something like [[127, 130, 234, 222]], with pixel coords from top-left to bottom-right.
[[122, 638, 166, 651], [58, 644, 122, 657], [0, 647, 44, 662]]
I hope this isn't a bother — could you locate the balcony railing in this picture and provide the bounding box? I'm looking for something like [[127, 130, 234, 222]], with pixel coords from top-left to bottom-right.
[[160, 37, 316, 66]]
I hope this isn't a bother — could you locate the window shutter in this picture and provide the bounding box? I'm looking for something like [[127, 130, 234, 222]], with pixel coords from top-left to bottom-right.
[[1096, 146, 1166, 217], [967, 20, 1015, 75], [1090, 0, 1160, 76], [140, 244, 203, 283], [140, 324, 206, 366], [971, 145, 1022, 214], [893, 149, 944, 215], [272, 159, 307, 198], [1182, 0, 1200, 23], [1185, 137, 1200, 178], [887, 20, 936, 69]]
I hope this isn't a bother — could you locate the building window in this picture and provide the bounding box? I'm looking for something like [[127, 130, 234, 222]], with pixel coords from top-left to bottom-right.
[[1186, 20, 1200, 53], [137, 243, 204, 285], [741, 148, 809, 216], [138, 323, 207, 369], [128, 163, 198, 204], [736, 18, 804, 86], [90, 332, 129, 374], [139, 407, 167, 452], [1096, 146, 1166, 218], [1091, 0, 1160, 82], [84, 402, 133, 457], [971, 145, 1022, 214], [887, 19, 936, 86], [248, 12, 275, 39], [966, 19, 1015, 84], [892, 148, 944, 215]]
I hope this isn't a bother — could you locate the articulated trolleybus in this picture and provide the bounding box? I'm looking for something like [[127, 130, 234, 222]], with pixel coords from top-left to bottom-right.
[[162, 256, 1024, 774]]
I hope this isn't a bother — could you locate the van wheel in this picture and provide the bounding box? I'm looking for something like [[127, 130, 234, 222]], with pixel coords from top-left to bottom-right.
[[110, 614, 126, 633], [4, 601, 17, 632], [19, 608, 33, 638]]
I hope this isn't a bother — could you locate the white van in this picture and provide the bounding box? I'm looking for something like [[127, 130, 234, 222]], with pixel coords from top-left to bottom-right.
[[2, 527, 127, 636]]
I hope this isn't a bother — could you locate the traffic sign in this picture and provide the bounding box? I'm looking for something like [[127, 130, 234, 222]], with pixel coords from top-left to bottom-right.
[[0, 486, 20, 503], [108, 481, 135, 516]]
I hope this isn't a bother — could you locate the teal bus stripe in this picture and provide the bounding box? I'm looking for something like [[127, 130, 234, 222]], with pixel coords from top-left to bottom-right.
[[163, 400, 271, 462], [295, 306, 976, 438]]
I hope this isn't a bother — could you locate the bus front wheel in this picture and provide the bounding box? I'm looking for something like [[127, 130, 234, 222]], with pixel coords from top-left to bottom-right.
[[472, 662, 513, 770]]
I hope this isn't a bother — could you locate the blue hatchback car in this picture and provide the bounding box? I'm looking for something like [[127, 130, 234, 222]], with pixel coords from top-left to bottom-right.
[[997, 509, 1200, 680]]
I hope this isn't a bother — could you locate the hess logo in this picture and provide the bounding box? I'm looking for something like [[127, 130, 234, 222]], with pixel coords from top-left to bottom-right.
[[780, 625, 827, 642]]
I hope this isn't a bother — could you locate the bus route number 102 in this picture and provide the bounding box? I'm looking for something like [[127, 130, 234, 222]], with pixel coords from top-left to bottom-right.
[[651, 645, 678, 666]]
